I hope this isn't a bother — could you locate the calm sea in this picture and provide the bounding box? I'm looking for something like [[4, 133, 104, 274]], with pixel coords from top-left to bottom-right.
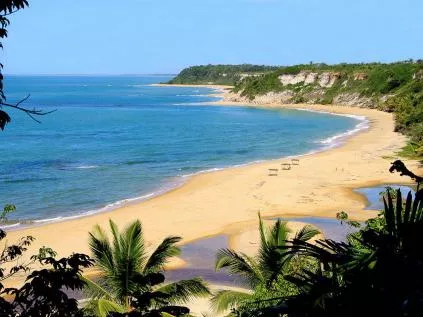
[[0, 75, 365, 225]]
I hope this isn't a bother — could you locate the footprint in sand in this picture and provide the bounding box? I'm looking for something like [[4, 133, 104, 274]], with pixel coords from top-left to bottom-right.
[[255, 181, 266, 189]]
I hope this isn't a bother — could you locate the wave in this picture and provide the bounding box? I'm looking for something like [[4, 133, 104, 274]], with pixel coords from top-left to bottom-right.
[[292, 107, 369, 149], [74, 165, 99, 169], [5, 185, 184, 231], [0, 223, 21, 230], [319, 120, 368, 148], [319, 116, 369, 148]]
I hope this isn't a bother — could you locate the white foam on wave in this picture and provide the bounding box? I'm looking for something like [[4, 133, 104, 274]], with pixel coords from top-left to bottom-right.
[[7, 187, 182, 231], [74, 165, 99, 169], [0, 223, 21, 230], [319, 119, 368, 147], [293, 108, 369, 149], [35, 216, 64, 223]]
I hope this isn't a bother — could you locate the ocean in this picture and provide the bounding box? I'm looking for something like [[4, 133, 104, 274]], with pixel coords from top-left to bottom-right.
[[0, 75, 366, 226]]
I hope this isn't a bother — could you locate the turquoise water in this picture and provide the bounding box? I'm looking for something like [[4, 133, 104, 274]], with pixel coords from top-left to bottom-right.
[[0, 75, 363, 225]]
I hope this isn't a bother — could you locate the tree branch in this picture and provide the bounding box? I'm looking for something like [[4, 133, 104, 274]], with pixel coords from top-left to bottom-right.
[[389, 160, 423, 191], [0, 94, 56, 123]]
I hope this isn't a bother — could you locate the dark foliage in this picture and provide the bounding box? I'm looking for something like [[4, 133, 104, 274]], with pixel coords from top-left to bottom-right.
[[4, 254, 94, 317], [102, 272, 192, 316], [0, 109, 10, 130], [0, 206, 94, 316]]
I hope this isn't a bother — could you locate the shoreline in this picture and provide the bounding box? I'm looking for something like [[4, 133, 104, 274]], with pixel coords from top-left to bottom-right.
[[4, 85, 421, 286], [2, 87, 369, 232]]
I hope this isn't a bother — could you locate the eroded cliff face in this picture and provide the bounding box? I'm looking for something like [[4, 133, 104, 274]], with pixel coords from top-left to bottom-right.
[[278, 71, 342, 88], [232, 70, 378, 107], [224, 89, 375, 107], [224, 91, 294, 105]]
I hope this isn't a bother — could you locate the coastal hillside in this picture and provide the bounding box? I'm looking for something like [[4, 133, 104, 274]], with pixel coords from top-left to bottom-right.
[[167, 64, 279, 85], [171, 61, 423, 157]]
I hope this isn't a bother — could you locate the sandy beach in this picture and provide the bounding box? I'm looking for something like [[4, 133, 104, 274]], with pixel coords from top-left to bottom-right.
[[4, 86, 422, 287]]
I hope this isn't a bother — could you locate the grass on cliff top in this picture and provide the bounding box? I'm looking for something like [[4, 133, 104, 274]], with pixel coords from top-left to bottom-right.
[[168, 64, 279, 85]]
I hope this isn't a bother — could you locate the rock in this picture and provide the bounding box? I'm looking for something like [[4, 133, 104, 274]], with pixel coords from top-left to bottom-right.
[[278, 71, 341, 88], [318, 72, 341, 88], [353, 72, 368, 81], [333, 93, 374, 107]]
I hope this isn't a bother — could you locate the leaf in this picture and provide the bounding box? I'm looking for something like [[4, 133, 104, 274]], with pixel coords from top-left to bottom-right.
[[210, 289, 252, 313], [81, 276, 115, 301], [143, 236, 181, 274], [0, 110, 10, 130], [294, 225, 320, 242], [215, 248, 263, 287], [155, 278, 210, 305], [84, 298, 126, 317]]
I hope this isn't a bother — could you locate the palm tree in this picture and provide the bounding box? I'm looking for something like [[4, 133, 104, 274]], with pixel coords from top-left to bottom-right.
[[84, 219, 210, 317], [255, 187, 423, 317], [211, 214, 320, 313]]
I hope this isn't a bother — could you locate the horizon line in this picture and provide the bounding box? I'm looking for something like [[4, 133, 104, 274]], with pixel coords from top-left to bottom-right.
[[4, 73, 178, 76]]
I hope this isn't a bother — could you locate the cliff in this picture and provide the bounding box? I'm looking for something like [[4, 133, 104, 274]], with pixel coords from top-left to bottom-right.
[[170, 61, 423, 157]]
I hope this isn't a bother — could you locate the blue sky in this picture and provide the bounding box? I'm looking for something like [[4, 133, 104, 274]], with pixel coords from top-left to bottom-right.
[[3, 0, 423, 74]]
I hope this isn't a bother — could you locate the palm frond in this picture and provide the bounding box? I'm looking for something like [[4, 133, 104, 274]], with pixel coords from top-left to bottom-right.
[[258, 246, 285, 286], [258, 213, 271, 248], [82, 276, 116, 301], [294, 225, 321, 242], [215, 248, 263, 287], [109, 219, 123, 258], [90, 220, 147, 302], [270, 219, 290, 246], [84, 298, 126, 317], [89, 225, 116, 276], [210, 289, 252, 314], [144, 236, 182, 274], [155, 278, 211, 305], [112, 220, 146, 299], [395, 189, 403, 235], [258, 220, 293, 285], [383, 192, 395, 236], [121, 219, 146, 271], [404, 191, 413, 223]]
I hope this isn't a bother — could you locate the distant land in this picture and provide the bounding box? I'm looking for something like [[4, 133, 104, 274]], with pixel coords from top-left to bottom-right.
[[169, 61, 423, 158], [168, 64, 279, 85]]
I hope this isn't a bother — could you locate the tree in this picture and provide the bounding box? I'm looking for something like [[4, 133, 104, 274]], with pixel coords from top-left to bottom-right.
[[211, 214, 320, 314], [0, 0, 54, 131], [0, 205, 94, 316], [84, 219, 210, 317]]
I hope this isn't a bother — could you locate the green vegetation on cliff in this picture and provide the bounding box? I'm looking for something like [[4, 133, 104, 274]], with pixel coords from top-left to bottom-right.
[[171, 61, 423, 158], [234, 61, 423, 100], [167, 64, 279, 85], [235, 61, 423, 157]]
